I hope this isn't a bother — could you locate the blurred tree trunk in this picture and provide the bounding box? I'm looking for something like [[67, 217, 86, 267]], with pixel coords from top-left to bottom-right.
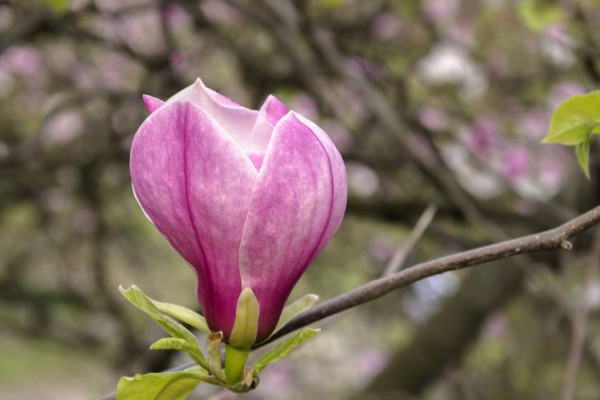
[[358, 261, 524, 399]]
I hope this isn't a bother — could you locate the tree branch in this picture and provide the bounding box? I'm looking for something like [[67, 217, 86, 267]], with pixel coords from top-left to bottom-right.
[[265, 205, 600, 344], [94, 205, 600, 400]]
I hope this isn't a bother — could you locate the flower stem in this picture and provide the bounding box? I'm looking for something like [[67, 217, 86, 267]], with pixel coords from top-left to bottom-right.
[[225, 344, 250, 385]]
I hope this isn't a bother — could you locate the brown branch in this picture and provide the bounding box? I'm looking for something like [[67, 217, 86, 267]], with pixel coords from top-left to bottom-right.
[[265, 205, 600, 344], [95, 205, 600, 400]]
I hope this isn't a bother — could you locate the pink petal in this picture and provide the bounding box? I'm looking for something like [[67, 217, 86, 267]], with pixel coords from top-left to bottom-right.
[[294, 113, 347, 254], [167, 78, 259, 150], [130, 101, 258, 338], [142, 94, 165, 114], [248, 95, 289, 154], [238, 112, 339, 342]]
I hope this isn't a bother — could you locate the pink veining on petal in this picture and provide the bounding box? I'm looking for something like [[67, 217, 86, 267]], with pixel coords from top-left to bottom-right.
[[130, 101, 258, 339], [239, 112, 342, 342]]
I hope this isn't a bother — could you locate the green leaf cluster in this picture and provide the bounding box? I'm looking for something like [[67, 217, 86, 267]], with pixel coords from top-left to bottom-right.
[[542, 90, 600, 178], [116, 285, 321, 400]]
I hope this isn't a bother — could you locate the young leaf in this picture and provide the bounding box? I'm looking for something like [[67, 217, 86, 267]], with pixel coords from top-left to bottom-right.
[[151, 301, 210, 334], [271, 294, 319, 336], [576, 133, 592, 179], [150, 338, 189, 352], [253, 328, 320, 375], [542, 91, 600, 145], [116, 367, 219, 400], [119, 285, 208, 370]]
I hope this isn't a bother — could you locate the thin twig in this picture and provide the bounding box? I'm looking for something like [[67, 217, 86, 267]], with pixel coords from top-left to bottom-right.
[[94, 205, 600, 400], [560, 230, 600, 400], [382, 204, 437, 277]]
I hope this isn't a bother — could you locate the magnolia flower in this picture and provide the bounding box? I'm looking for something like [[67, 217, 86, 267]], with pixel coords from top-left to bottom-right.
[[130, 79, 347, 346]]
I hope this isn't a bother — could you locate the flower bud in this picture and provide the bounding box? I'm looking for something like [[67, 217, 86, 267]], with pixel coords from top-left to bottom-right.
[[130, 78, 347, 344]]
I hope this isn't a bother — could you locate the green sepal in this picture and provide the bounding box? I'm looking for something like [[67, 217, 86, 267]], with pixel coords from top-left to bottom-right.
[[271, 294, 318, 337], [151, 301, 210, 334], [542, 91, 600, 145], [119, 285, 208, 370], [229, 287, 260, 348], [116, 366, 220, 400], [576, 133, 592, 179], [253, 328, 320, 376]]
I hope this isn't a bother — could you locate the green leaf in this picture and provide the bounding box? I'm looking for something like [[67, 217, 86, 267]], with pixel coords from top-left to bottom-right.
[[543, 91, 600, 145], [272, 294, 318, 336], [151, 301, 210, 334], [116, 367, 218, 400], [576, 133, 592, 179], [253, 328, 320, 376], [119, 285, 208, 370], [229, 287, 260, 348], [518, 0, 562, 32], [150, 338, 189, 352]]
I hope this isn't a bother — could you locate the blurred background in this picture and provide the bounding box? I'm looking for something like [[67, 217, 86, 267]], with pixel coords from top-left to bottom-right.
[[1, 0, 600, 399]]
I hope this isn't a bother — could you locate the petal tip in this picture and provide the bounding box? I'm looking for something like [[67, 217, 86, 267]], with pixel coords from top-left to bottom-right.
[[142, 94, 165, 114]]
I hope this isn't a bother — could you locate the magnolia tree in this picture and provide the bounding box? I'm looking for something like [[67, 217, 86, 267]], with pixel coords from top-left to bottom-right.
[[2, 0, 600, 400]]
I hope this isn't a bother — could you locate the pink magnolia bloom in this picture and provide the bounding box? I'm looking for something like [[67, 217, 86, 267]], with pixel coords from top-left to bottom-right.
[[130, 79, 347, 343]]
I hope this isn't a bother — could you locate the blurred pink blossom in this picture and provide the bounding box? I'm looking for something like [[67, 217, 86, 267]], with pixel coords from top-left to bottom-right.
[[254, 361, 292, 393], [289, 93, 318, 120], [418, 106, 448, 131], [43, 111, 84, 144], [464, 118, 499, 154], [346, 162, 379, 197], [539, 147, 569, 192], [518, 109, 550, 140], [163, 3, 187, 25], [0, 46, 42, 77], [501, 146, 530, 180], [356, 348, 388, 378], [372, 13, 402, 40], [321, 120, 352, 152], [368, 235, 395, 264], [422, 0, 458, 23], [169, 51, 187, 70], [486, 53, 509, 78], [200, 0, 245, 25], [119, 10, 166, 55], [346, 58, 387, 81], [544, 24, 572, 44]]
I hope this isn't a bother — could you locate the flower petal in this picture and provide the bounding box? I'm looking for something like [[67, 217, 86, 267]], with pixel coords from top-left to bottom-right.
[[167, 78, 259, 150], [293, 113, 347, 254], [130, 101, 258, 338], [142, 94, 165, 114], [238, 112, 336, 342], [248, 95, 289, 155]]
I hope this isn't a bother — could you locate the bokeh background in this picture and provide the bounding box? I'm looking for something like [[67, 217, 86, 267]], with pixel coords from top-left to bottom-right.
[[2, 0, 600, 399]]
